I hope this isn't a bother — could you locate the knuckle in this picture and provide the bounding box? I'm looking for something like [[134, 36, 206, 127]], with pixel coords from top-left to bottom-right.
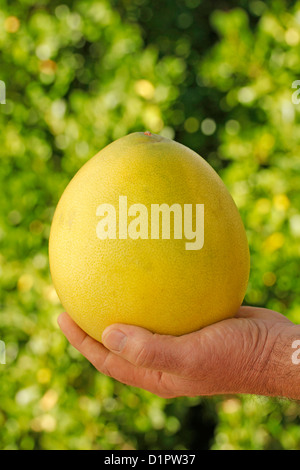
[[134, 342, 156, 368], [98, 353, 114, 378], [77, 333, 91, 351], [134, 336, 194, 373], [156, 372, 177, 398]]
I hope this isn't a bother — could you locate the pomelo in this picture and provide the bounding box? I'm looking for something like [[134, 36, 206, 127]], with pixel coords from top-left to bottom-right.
[[49, 132, 249, 342]]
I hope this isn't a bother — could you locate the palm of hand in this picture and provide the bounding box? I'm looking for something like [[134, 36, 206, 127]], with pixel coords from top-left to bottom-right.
[[58, 307, 293, 398]]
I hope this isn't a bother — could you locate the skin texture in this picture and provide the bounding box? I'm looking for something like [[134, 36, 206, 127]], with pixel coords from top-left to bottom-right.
[[58, 306, 300, 401]]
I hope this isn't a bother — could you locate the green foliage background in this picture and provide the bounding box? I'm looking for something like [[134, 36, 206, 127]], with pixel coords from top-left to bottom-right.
[[0, 0, 300, 450]]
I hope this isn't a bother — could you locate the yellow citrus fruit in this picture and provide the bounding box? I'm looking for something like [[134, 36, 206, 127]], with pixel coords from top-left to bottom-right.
[[49, 132, 249, 341]]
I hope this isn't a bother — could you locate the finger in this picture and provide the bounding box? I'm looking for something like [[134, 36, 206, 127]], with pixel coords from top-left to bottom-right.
[[236, 306, 292, 323], [101, 323, 197, 375], [57, 313, 176, 398], [58, 312, 108, 367]]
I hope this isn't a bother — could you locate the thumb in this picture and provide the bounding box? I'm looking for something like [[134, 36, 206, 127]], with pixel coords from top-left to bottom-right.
[[102, 324, 195, 374]]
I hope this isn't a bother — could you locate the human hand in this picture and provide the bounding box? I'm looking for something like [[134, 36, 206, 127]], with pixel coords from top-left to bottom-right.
[[58, 307, 300, 400]]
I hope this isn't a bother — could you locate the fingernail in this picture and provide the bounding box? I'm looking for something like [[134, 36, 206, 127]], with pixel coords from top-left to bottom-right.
[[102, 329, 127, 352]]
